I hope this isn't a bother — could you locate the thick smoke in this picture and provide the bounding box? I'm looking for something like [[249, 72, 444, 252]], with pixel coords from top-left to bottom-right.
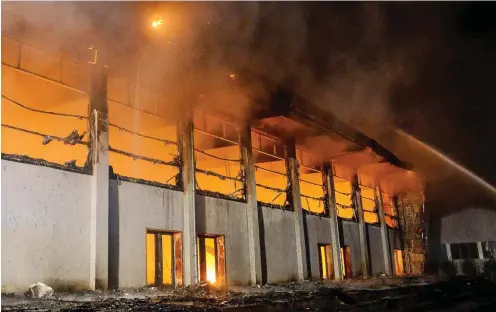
[[3, 2, 495, 203]]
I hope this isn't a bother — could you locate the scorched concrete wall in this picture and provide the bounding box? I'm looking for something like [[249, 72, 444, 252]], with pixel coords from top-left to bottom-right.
[[1, 160, 92, 292], [439, 207, 496, 244], [109, 180, 184, 289], [367, 225, 385, 276], [195, 195, 251, 286], [388, 228, 403, 274], [260, 207, 298, 283], [304, 214, 332, 279], [340, 220, 362, 277]]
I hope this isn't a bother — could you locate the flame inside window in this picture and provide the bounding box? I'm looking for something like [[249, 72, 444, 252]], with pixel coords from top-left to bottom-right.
[[205, 237, 216, 283]]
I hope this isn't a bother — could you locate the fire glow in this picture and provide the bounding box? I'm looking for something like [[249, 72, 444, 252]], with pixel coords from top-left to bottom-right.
[[152, 19, 163, 29]]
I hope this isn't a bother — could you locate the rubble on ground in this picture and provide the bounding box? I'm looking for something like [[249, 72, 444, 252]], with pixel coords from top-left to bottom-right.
[[3, 276, 495, 311], [24, 282, 54, 299]]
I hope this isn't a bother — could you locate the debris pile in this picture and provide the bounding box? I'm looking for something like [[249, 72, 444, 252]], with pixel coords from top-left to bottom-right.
[[25, 282, 54, 299]]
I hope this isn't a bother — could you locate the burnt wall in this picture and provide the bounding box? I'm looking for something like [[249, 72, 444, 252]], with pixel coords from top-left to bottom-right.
[[305, 214, 332, 279], [367, 225, 385, 276], [195, 196, 252, 286], [108, 180, 184, 288], [439, 207, 496, 244], [1, 160, 92, 292], [260, 207, 298, 283], [340, 220, 362, 277], [388, 228, 403, 274]]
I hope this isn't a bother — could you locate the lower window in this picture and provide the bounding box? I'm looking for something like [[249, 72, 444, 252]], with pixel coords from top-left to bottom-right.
[[146, 230, 183, 287], [318, 244, 334, 280]]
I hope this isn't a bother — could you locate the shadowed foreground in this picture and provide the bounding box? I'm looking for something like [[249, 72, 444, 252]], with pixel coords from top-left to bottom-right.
[[2, 276, 496, 311]]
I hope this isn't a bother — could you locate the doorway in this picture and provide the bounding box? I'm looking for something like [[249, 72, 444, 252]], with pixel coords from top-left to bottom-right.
[[340, 246, 352, 279], [394, 249, 404, 275], [146, 230, 182, 288], [318, 244, 334, 280], [197, 235, 226, 286]]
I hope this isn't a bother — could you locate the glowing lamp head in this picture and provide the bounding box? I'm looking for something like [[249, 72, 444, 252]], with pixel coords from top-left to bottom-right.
[[152, 19, 164, 29]]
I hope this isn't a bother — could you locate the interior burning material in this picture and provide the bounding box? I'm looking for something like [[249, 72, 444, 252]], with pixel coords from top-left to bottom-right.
[[251, 130, 291, 209], [193, 109, 245, 201]]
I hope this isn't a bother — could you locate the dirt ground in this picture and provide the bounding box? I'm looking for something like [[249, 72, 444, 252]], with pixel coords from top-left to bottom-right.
[[2, 276, 496, 311]]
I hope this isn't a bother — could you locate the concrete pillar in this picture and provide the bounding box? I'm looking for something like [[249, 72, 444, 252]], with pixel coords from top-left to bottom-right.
[[353, 174, 370, 278], [88, 63, 109, 290], [477, 242, 484, 260], [323, 163, 343, 281], [445, 244, 452, 261], [240, 126, 260, 286], [180, 118, 198, 286], [286, 141, 307, 281], [375, 185, 392, 276]]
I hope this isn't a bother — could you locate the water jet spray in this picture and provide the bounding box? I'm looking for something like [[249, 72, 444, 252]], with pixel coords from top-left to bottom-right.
[[395, 128, 496, 197]]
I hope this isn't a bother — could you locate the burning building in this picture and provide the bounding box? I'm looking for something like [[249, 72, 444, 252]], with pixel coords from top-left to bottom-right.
[[1, 2, 425, 292]]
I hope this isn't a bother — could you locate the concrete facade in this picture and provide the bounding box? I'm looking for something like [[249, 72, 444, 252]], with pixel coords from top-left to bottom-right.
[[195, 196, 253, 286], [367, 225, 386, 276], [388, 229, 403, 274], [304, 214, 332, 280], [439, 207, 496, 244], [2, 160, 92, 292], [108, 180, 184, 288], [340, 220, 363, 277], [260, 206, 299, 283]]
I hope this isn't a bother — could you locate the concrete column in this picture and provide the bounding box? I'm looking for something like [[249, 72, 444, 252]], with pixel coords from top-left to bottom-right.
[[445, 244, 452, 261], [353, 174, 370, 278], [286, 141, 307, 281], [375, 185, 392, 276], [477, 242, 484, 260], [240, 126, 260, 286], [88, 63, 109, 290], [180, 118, 198, 286], [323, 163, 343, 281]]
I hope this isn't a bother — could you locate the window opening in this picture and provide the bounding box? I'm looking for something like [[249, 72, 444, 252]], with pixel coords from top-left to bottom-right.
[[297, 148, 326, 215], [197, 235, 226, 286], [451, 243, 479, 260], [340, 246, 352, 279], [2, 36, 90, 171], [146, 230, 182, 288], [333, 163, 355, 220], [394, 249, 405, 275], [108, 83, 181, 188], [358, 173, 379, 224], [381, 191, 399, 228], [319, 244, 334, 280], [251, 130, 290, 209], [193, 109, 245, 201], [482, 241, 496, 259]]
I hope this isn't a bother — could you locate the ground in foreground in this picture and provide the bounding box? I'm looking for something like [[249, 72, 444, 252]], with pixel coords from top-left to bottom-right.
[[2, 276, 496, 311]]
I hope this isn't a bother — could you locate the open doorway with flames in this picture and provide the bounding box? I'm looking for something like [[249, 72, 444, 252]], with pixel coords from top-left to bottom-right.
[[197, 235, 226, 287]]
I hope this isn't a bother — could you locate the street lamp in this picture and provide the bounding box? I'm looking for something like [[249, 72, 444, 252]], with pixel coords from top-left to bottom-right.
[[152, 19, 164, 29], [135, 19, 166, 110]]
